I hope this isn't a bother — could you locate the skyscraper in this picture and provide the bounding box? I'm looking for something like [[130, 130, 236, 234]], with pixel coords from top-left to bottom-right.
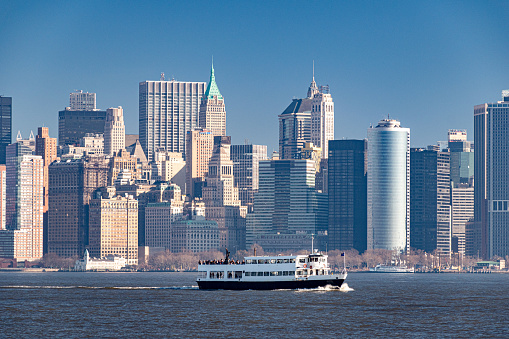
[[327, 140, 367, 252], [47, 156, 109, 257], [367, 119, 410, 252], [410, 147, 451, 256], [202, 136, 247, 251], [230, 143, 268, 212], [35, 127, 57, 254], [311, 76, 334, 158], [185, 128, 214, 198], [199, 63, 226, 137], [104, 106, 125, 156], [279, 98, 312, 160], [247, 159, 328, 252], [1, 142, 44, 261], [69, 90, 96, 110], [474, 90, 509, 258], [0, 96, 12, 164], [139, 79, 206, 162], [58, 108, 107, 146]]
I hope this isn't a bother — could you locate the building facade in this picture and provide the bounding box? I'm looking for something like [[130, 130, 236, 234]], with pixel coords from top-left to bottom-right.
[[139, 79, 206, 162], [474, 91, 509, 258], [202, 136, 247, 251], [58, 108, 107, 146], [104, 106, 125, 156], [327, 140, 367, 253], [247, 159, 328, 252], [69, 90, 96, 110], [171, 220, 220, 253], [185, 128, 214, 198], [367, 119, 410, 252], [409, 147, 451, 256], [199, 64, 226, 137], [47, 156, 109, 257], [311, 86, 334, 158], [1, 142, 43, 261], [230, 144, 267, 212], [89, 195, 138, 266], [0, 96, 12, 164]]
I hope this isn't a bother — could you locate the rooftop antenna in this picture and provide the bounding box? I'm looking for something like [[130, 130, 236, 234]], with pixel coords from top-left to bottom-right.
[[160, 72, 165, 81], [312, 60, 315, 81]]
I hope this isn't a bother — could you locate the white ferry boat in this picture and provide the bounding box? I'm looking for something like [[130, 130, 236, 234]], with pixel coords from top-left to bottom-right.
[[196, 251, 347, 290], [369, 264, 414, 273]]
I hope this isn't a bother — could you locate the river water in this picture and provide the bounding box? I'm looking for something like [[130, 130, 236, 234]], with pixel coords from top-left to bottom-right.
[[1, 272, 507, 338]]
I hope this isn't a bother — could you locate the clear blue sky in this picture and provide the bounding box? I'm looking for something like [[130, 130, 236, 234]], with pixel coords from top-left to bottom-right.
[[1, 1, 508, 152]]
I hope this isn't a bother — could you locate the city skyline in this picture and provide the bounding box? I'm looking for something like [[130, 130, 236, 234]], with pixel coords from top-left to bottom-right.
[[2, 2, 509, 153]]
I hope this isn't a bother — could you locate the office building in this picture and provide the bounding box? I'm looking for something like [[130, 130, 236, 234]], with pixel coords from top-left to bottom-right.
[[279, 98, 311, 160], [247, 159, 328, 252], [474, 91, 509, 258], [0, 96, 12, 164], [230, 144, 267, 211], [104, 106, 125, 156], [35, 127, 57, 253], [171, 220, 220, 253], [410, 147, 451, 256], [185, 128, 214, 198], [58, 108, 107, 146], [0, 142, 43, 261], [311, 81, 334, 158], [0, 165, 5, 230], [139, 79, 206, 162], [367, 119, 410, 252], [47, 156, 109, 257], [327, 140, 367, 252], [199, 63, 226, 137], [89, 194, 138, 266], [202, 136, 247, 251], [69, 90, 96, 110]]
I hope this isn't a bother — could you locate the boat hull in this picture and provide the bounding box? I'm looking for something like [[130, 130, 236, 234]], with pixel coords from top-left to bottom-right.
[[197, 278, 345, 290]]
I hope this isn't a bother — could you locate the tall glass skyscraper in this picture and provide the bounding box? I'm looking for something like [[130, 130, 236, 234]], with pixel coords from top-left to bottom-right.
[[474, 91, 509, 258], [0, 96, 12, 165], [367, 119, 410, 252]]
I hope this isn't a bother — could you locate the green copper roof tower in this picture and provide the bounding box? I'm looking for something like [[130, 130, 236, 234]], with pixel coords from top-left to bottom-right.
[[205, 60, 223, 100], [199, 59, 226, 136]]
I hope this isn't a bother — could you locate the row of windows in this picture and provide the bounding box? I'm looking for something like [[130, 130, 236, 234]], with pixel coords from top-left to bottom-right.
[[245, 258, 296, 264]]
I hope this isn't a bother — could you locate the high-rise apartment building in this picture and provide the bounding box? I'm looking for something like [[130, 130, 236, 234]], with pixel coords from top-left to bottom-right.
[[69, 90, 96, 110], [474, 91, 509, 258], [139, 79, 206, 162], [47, 156, 109, 257], [199, 64, 226, 137], [202, 136, 247, 251], [328, 140, 367, 253], [89, 195, 138, 266], [104, 106, 125, 156], [247, 159, 328, 252], [58, 108, 107, 146], [0, 96, 12, 164], [0, 142, 43, 261], [230, 144, 267, 212], [367, 119, 410, 252], [185, 128, 214, 198], [410, 147, 451, 256]]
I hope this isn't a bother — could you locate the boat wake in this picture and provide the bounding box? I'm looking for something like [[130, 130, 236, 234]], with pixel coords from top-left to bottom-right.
[[0, 285, 199, 290], [295, 283, 354, 293]]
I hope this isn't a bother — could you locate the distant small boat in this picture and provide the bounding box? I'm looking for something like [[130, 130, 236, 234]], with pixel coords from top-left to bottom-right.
[[369, 264, 414, 273]]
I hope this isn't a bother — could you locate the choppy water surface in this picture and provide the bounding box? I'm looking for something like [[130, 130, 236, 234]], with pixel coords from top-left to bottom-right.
[[1, 272, 507, 338]]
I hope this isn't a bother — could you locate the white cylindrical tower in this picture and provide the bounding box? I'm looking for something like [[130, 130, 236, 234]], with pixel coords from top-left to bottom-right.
[[367, 119, 410, 252]]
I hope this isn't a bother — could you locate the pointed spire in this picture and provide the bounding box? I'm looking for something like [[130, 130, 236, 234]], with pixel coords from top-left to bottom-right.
[[307, 60, 319, 98], [205, 57, 223, 100]]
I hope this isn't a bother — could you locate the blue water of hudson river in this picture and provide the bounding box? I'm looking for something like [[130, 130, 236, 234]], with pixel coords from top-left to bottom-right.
[[1, 272, 507, 338]]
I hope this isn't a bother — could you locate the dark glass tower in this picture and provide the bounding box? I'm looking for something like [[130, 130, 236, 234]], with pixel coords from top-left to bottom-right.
[[0, 96, 12, 164], [327, 139, 367, 253]]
